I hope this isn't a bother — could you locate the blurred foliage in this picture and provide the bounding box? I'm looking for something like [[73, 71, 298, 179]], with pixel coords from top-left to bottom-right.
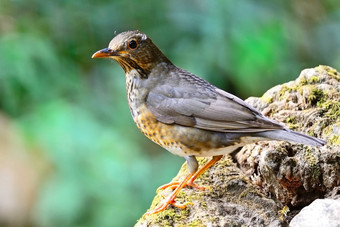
[[0, 0, 339, 226]]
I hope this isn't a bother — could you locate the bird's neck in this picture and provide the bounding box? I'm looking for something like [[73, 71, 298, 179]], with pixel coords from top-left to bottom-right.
[[125, 69, 151, 120], [125, 63, 173, 120]]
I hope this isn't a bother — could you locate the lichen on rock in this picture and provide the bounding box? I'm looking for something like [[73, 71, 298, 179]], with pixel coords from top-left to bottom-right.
[[239, 65, 340, 204], [137, 156, 283, 226], [136, 66, 340, 226]]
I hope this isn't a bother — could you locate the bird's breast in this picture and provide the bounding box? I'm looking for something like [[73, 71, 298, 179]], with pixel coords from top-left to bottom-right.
[[133, 104, 198, 155], [132, 104, 248, 157]]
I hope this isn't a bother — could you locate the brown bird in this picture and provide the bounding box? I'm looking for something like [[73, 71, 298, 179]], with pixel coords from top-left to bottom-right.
[[92, 30, 326, 215]]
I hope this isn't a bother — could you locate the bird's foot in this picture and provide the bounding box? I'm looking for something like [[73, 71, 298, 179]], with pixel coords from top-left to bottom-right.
[[145, 156, 223, 216], [145, 194, 193, 215], [145, 173, 195, 216], [156, 179, 210, 192]]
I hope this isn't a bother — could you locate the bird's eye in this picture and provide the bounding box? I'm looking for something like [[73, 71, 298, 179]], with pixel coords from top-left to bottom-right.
[[128, 40, 138, 49]]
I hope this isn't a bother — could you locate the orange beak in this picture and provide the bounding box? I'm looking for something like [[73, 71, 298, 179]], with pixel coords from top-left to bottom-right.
[[92, 48, 117, 58]]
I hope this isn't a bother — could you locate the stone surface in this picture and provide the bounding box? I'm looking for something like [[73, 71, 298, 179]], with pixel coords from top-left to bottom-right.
[[137, 156, 284, 226], [238, 65, 340, 208], [136, 66, 340, 226], [290, 199, 340, 227]]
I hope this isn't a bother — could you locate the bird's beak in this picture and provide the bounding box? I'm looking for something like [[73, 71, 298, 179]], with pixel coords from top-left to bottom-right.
[[92, 48, 118, 58]]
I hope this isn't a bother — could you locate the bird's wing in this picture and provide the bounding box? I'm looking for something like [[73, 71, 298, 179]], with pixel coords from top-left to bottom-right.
[[146, 73, 284, 133]]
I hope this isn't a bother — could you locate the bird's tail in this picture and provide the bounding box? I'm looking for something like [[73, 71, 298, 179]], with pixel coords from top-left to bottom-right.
[[256, 129, 326, 147]]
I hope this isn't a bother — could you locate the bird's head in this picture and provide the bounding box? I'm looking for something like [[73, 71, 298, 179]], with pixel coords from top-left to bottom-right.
[[92, 30, 171, 78]]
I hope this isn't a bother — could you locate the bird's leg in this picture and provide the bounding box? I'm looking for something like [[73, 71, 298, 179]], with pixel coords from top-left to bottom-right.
[[148, 155, 223, 215], [156, 155, 198, 192], [157, 155, 223, 191], [186, 155, 223, 190], [146, 172, 195, 215]]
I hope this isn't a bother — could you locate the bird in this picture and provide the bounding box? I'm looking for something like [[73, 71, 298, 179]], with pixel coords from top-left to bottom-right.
[[92, 30, 326, 215]]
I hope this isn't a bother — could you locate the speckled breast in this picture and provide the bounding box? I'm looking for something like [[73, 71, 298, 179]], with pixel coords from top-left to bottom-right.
[[132, 105, 242, 157]]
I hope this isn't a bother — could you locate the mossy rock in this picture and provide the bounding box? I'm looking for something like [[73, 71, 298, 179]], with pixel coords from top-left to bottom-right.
[[136, 66, 339, 227]]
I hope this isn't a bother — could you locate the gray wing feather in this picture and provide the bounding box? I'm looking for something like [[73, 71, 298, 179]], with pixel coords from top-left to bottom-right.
[[146, 73, 284, 133]]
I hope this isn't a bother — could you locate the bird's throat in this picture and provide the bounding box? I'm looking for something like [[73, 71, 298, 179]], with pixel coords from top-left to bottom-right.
[[116, 57, 150, 79], [125, 70, 149, 116]]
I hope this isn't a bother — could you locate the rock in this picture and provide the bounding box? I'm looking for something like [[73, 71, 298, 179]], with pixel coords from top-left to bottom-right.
[[237, 65, 340, 207], [136, 156, 285, 226], [136, 66, 340, 226], [290, 199, 340, 227]]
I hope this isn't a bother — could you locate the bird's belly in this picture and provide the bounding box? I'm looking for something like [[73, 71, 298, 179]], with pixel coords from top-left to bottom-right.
[[167, 145, 239, 157], [133, 105, 258, 157], [168, 136, 265, 157]]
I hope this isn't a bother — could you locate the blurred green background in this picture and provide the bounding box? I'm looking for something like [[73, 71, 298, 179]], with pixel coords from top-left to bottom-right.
[[0, 0, 339, 226]]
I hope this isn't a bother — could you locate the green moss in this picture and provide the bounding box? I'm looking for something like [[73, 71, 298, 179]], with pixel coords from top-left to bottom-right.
[[303, 147, 321, 178], [318, 100, 340, 122], [209, 217, 217, 223], [186, 219, 205, 227], [285, 116, 298, 130], [308, 75, 320, 84], [312, 166, 320, 178], [307, 88, 325, 106], [328, 134, 340, 145], [261, 93, 273, 103], [277, 77, 315, 102], [187, 192, 209, 210], [304, 147, 317, 166], [143, 185, 191, 223], [197, 157, 209, 166], [323, 125, 333, 136], [144, 204, 191, 226], [299, 76, 307, 85], [278, 205, 290, 221], [319, 65, 340, 81], [278, 85, 297, 101]]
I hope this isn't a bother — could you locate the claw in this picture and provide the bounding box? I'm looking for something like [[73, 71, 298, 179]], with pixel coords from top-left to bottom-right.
[[171, 201, 194, 209], [146, 173, 194, 215], [145, 156, 223, 215], [157, 179, 211, 192], [145, 197, 194, 215], [156, 182, 180, 193]]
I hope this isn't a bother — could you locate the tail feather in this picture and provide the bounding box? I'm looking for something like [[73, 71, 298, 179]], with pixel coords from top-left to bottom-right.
[[256, 129, 326, 147]]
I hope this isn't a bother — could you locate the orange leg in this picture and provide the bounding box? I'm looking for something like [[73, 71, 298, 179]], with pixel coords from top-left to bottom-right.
[[157, 155, 223, 191], [146, 172, 194, 215], [147, 155, 223, 215], [186, 155, 223, 188]]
